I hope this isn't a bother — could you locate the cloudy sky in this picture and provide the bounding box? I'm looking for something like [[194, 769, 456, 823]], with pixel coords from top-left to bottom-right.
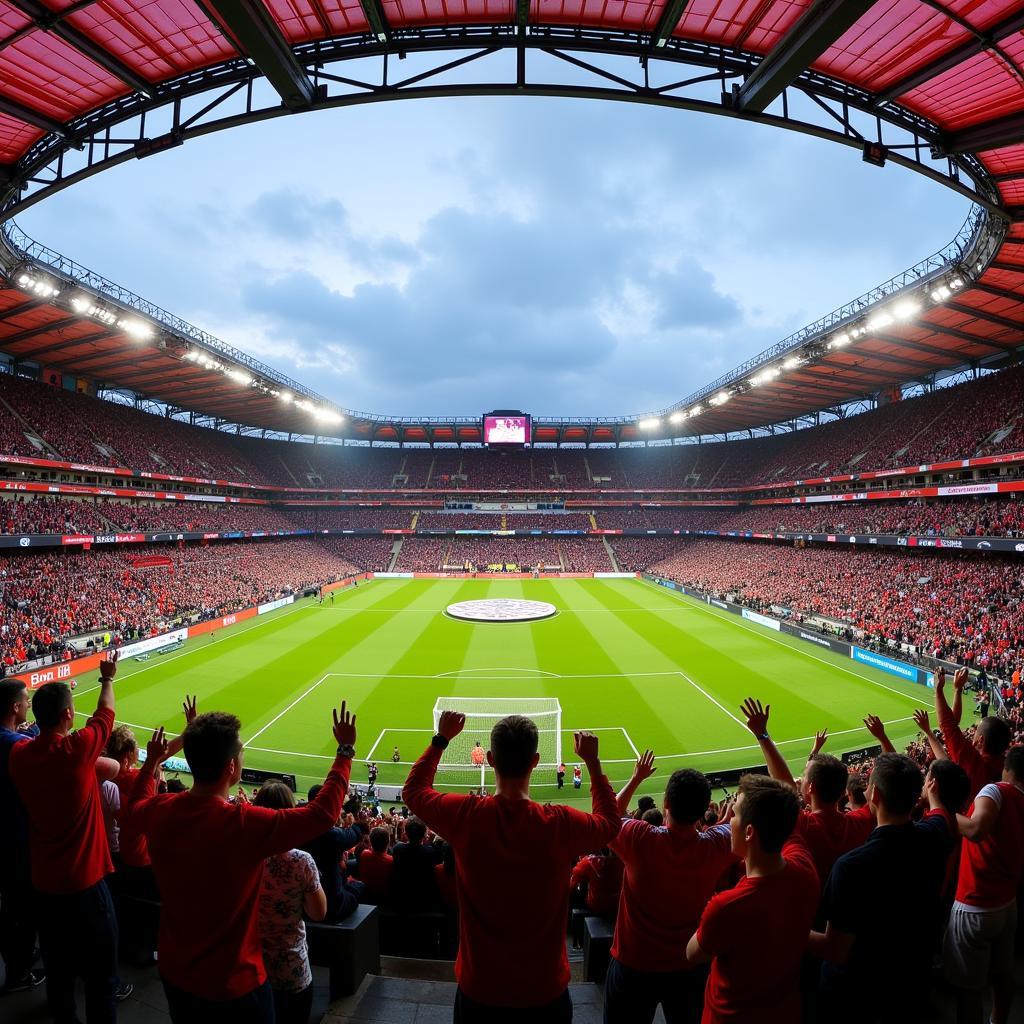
[[20, 96, 968, 419]]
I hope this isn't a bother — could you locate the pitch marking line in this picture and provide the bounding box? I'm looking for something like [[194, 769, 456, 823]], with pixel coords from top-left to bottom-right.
[[674, 670, 750, 733], [244, 674, 332, 747], [320, 670, 683, 681], [636, 578, 927, 708], [365, 728, 386, 762], [434, 667, 560, 678], [620, 726, 641, 758]]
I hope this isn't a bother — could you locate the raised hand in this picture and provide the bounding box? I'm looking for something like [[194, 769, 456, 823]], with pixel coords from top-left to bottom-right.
[[632, 749, 656, 782], [863, 715, 886, 740], [99, 655, 118, 683], [236, 786, 250, 804], [953, 668, 969, 692], [146, 726, 169, 766], [913, 708, 932, 734], [182, 695, 198, 724], [437, 711, 466, 741], [718, 795, 737, 825], [332, 700, 357, 748], [574, 730, 600, 764], [740, 698, 770, 737], [811, 729, 828, 756], [934, 667, 945, 691]]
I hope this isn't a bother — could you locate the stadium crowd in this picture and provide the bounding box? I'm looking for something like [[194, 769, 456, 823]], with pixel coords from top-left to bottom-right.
[[3, 662, 1023, 1024], [650, 541, 1024, 677]]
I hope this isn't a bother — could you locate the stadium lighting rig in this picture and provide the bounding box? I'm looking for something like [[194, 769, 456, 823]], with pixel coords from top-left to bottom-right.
[[18, 273, 158, 342], [16, 272, 60, 299], [644, 267, 972, 434]]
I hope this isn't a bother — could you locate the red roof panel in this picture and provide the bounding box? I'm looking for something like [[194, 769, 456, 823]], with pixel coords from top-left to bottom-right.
[[263, 0, 369, 43], [380, 0, 512, 28], [0, 112, 44, 163], [980, 143, 1024, 175], [673, 0, 811, 52], [533, 0, 658, 31]]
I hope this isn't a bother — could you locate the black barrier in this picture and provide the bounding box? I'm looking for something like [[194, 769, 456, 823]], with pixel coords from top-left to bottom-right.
[[706, 764, 769, 790], [841, 744, 882, 765], [241, 767, 298, 791], [779, 620, 853, 657]]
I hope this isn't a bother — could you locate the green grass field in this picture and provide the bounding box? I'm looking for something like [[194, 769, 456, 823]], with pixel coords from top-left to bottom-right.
[[73, 577, 936, 802]]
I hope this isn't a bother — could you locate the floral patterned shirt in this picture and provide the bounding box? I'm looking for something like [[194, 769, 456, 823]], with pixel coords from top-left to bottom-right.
[[258, 848, 321, 992]]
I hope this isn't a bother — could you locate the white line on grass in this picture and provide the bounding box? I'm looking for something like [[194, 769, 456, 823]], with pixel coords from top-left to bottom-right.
[[244, 674, 332, 747], [321, 670, 683, 681], [636, 578, 927, 708], [433, 667, 560, 678], [620, 726, 640, 758], [675, 670, 750, 732], [365, 728, 386, 761]]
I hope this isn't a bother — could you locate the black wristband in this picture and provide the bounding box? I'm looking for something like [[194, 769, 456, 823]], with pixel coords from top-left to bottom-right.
[[336, 743, 356, 758], [431, 734, 449, 750]]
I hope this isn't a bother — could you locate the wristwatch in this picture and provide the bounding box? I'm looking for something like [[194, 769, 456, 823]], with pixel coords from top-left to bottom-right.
[[336, 743, 356, 758], [431, 734, 450, 750], [759, 732, 770, 741]]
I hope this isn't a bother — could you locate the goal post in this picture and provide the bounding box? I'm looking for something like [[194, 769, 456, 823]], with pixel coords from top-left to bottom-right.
[[431, 697, 563, 789]]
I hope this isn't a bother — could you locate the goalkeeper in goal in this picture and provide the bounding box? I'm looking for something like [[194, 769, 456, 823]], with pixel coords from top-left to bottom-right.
[[403, 712, 619, 1021]]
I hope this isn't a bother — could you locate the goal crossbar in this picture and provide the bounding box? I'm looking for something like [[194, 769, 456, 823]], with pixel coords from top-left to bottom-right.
[[431, 696, 563, 768]]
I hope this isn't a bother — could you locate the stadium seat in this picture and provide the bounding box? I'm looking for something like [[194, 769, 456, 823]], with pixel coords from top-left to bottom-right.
[[307, 904, 381, 1000], [582, 916, 614, 983]]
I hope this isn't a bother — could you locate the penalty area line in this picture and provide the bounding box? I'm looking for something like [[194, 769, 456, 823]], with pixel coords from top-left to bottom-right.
[[244, 674, 333, 748]]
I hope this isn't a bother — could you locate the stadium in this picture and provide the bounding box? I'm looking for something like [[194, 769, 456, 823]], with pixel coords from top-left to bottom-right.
[[1, 1, 1024, 1022]]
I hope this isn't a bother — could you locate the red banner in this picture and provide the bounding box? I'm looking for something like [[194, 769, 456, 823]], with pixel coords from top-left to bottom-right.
[[186, 607, 257, 637], [13, 651, 106, 690]]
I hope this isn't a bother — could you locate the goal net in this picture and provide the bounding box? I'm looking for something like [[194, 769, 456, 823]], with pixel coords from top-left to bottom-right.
[[431, 697, 563, 790]]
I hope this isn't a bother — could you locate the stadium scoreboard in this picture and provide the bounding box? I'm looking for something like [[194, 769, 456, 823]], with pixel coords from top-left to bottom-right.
[[483, 411, 531, 447]]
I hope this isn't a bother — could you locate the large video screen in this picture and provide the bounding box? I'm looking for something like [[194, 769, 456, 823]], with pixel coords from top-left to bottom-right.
[[483, 414, 531, 445]]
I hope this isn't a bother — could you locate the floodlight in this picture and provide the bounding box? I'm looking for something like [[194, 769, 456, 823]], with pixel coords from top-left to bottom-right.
[[866, 311, 893, 331], [783, 356, 802, 370], [639, 418, 660, 430], [120, 318, 154, 340], [891, 299, 921, 321], [669, 411, 685, 424]]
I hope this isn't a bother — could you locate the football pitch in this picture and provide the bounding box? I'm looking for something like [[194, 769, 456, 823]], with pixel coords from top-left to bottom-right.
[[73, 577, 934, 802]]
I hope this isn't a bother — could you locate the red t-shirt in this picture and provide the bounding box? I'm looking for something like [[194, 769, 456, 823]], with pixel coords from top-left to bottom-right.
[[955, 782, 1024, 909], [404, 743, 620, 1007], [696, 837, 820, 1024], [128, 755, 350, 1000], [358, 848, 394, 901], [796, 804, 874, 886], [9, 707, 115, 894], [569, 853, 623, 916], [113, 765, 149, 867], [939, 705, 1003, 800], [611, 819, 736, 972]]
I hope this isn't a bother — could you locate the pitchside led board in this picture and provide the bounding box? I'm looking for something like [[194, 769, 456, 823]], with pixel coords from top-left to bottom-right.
[[483, 412, 531, 447]]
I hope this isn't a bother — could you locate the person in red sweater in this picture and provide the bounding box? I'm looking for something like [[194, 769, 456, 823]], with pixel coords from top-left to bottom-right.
[[686, 773, 819, 1024], [404, 711, 620, 1022], [569, 848, 622, 917], [933, 667, 1010, 799], [606, 751, 738, 1024], [9, 658, 123, 1024], [946, 744, 1024, 1024], [740, 700, 875, 888], [127, 699, 358, 1023], [357, 825, 395, 904]]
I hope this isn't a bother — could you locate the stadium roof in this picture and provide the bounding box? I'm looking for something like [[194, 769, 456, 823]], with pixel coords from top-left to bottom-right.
[[0, 0, 1022, 442]]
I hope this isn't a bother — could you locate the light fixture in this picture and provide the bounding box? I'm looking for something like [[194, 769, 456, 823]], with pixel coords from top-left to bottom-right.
[[689, 405, 702, 417], [930, 285, 951, 302], [638, 417, 660, 430], [829, 332, 851, 349], [783, 356, 803, 370], [866, 311, 893, 331], [119, 318, 154, 340], [279, 391, 292, 403], [891, 299, 921, 321], [227, 369, 252, 386], [669, 410, 685, 424]]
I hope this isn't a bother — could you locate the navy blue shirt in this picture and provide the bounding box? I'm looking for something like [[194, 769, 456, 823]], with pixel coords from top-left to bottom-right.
[[819, 812, 952, 1013], [0, 724, 37, 867], [301, 824, 364, 920]]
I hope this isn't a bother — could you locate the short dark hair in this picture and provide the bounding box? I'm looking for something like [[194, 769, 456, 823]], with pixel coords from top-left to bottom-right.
[[1004, 745, 1024, 782], [636, 795, 656, 816], [32, 682, 73, 730], [489, 715, 538, 778], [869, 753, 923, 816], [369, 826, 390, 853], [736, 774, 800, 853], [805, 754, 848, 804], [927, 759, 970, 814], [253, 780, 294, 810], [0, 679, 26, 716], [978, 717, 1011, 757], [308, 783, 323, 802], [846, 773, 867, 806], [641, 807, 664, 826], [405, 817, 427, 843], [664, 769, 711, 824], [165, 778, 187, 793], [182, 712, 242, 784]]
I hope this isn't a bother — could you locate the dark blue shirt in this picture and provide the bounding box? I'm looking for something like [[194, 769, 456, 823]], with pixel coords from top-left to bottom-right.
[[301, 824, 364, 919], [0, 724, 37, 866]]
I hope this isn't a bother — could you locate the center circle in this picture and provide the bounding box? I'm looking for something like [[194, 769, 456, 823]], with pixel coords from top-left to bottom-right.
[[445, 598, 558, 623]]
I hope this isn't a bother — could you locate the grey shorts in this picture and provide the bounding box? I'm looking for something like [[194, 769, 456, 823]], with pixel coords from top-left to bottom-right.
[[944, 900, 1018, 990]]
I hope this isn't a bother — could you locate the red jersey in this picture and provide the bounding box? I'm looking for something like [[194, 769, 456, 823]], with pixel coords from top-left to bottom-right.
[[113, 765, 149, 867], [611, 820, 736, 972], [696, 837, 820, 1024], [939, 704, 1003, 799], [357, 848, 394, 902], [955, 782, 1024, 909], [569, 853, 623, 917], [796, 804, 874, 886], [404, 743, 620, 1007], [9, 707, 115, 894], [128, 755, 350, 1000]]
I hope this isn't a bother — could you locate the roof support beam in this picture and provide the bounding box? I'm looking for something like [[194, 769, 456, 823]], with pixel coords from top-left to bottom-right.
[[873, 8, 1024, 104], [871, 332, 965, 360], [973, 281, 1024, 305], [944, 301, 1022, 333], [943, 112, 1024, 155], [733, 0, 877, 113], [0, 296, 50, 321], [651, 0, 691, 48], [0, 316, 80, 345], [67, 351, 167, 375], [360, 0, 390, 41], [0, 96, 68, 137], [19, 330, 115, 359], [921, 321, 1020, 351], [205, 0, 316, 108], [6, 0, 153, 96], [990, 261, 1024, 276]]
